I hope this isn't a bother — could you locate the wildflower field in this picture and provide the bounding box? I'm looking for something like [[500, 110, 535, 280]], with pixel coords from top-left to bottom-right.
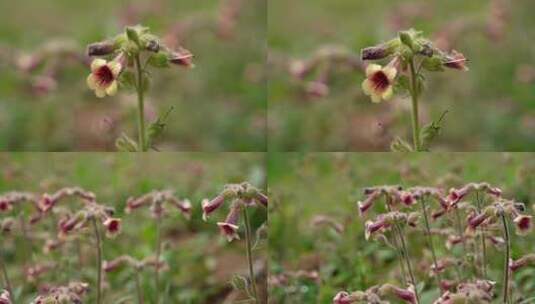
[[0, 153, 267, 303], [268, 0, 535, 151], [268, 153, 535, 303], [0, 0, 266, 151]]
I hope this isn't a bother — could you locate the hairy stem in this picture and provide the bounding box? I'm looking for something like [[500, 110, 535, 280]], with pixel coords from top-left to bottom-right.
[[155, 218, 162, 304], [419, 198, 441, 287], [135, 270, 144, 304], [0, 255, 15, 304], [408, 57, 421, 151], [454, 207, 467, 279], [134, 53, 147, 152], [91, 218, 103, 304], [385, 199, 407, 285], [398, 225, 421, 304], [243, 207, 259, 303], [500, 211, 511, 304], [475, 192, 488, 278]]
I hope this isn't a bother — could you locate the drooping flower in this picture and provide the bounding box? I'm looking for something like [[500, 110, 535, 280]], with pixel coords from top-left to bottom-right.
[[202, 195, 226, 221], [217, 203, 241, 242], [442, 50, 469, 71], [400, 191, 415, 206], [513, 214, 532, 235], [361, 63, 397, 103], [103, 217, 122, 238], [168, 46, 194, 68], [379, 284, 416, 304], [86, 58, 122, 98], [332, 291, 355, 304], [509, 254, 535, 272]]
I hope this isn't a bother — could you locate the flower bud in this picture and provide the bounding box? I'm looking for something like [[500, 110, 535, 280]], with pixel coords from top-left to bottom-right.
[[361, 39, 400, 61], [87, 41, 117, 56], [168, 47, 194, 68]]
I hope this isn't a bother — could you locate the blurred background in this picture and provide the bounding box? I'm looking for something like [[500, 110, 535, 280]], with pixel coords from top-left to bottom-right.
[[0, 0, 266, 151], [0, 152, 267, 303], [268, 152, 535, 303], [268, 0, 535, 151]]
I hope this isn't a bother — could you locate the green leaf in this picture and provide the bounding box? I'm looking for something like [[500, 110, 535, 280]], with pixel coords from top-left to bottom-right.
[[147, 53, 170, 68], [115, 133, 139, 152], [421, 56, 444, 72], [390, 137, 413, 152], [230, 274, 249, 292], [146, 106, 174, 149], [420, 110, 449, 150], [125, 27, 141, 46], [118, 71, 136, 91], [394, 75, 410, 94]]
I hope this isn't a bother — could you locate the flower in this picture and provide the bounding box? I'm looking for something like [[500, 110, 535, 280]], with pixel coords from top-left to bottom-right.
[[217, 203, 241, 242], [0, 289, 11, 304], [0, 200, 11, 212], [332, 291, 354, 304], [442, 50, 468, 71], [168, 46, 194, 68], [361, 63, 397, 103], [86, 58, 122, 98], [202, 195, 226, 221], [513, 214, 532, 235], [103, 217, 122, 238], [400, 191, 415, 206]]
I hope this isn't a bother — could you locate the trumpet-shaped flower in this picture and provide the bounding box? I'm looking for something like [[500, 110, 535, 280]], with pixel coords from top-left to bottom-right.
[[362, 64, 397, 103], [87, 59, 122, 98]]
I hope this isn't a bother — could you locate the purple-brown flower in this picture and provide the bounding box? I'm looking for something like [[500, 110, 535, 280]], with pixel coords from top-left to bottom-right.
[[332, 291, 354, 304], [443, 50, 469, 71], [217, 203, 241, 242], [103, 217, 122, 238], [202, 195, 226, 221], [513, 214, 532, 235]]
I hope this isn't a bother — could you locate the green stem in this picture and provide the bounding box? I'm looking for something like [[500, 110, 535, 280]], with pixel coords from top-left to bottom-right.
[[0, 256, 14, 304], [155, 218, 162, 304], [385, 199, 407, 286], [134, 54, 147, 152], [500, 211, 511, 304], [243, 208, 259, 303], [91, 218, 103, 304], [418, 198, 441, 287], [397, 225, 421, 304], [408, 57, 421, 151], [135, 270, 144, 304], [475, 192, 488, 278], [454, 207, 467, 279]]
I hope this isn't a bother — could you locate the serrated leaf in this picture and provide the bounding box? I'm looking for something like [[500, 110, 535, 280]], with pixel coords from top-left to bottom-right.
[[390, 137, 413, 152], [146, 106, 174, 149], [420, 110, 448, 150], [115, 133, 139, 152]]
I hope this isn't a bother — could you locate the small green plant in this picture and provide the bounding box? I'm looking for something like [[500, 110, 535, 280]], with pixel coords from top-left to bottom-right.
[[361, 29, 468, 152], [86, 25, 194, 152]]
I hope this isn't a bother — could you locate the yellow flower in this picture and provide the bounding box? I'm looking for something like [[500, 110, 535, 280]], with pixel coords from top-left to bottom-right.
[[86, 58, 122, 98], [361, 63, 397, 103]]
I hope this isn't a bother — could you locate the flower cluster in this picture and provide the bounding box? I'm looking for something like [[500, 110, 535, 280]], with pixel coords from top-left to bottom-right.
[[202, 182, 268, 242], [30, 282, 89, 304], [337, 182, 534, 303], [361, 29, 468, 151], [333, 284, 416, 304], [35, 187, 122, 239], [86, 25, 193, 99], [125, 190, 192, 219]]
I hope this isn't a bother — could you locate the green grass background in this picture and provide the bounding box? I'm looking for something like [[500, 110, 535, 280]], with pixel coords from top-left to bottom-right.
[[268, 0, 535, 151], [0, 152, 266, 303], [268, 152, 535, 303], [0, 0, 266, 151]]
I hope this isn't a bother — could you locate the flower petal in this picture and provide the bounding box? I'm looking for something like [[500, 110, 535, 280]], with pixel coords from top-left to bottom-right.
[[86, 74, 97, 90], [95, 88, 106, 98], [383, 67, 397, 81], [361, 79, 373, 96], [108, 62, 122, 77], [382, 86, 393, 100], [366, 64, 382, 77], [90, 59, 107, 72], [105, 81, 118, 96], [371, 94, 382, 103]]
